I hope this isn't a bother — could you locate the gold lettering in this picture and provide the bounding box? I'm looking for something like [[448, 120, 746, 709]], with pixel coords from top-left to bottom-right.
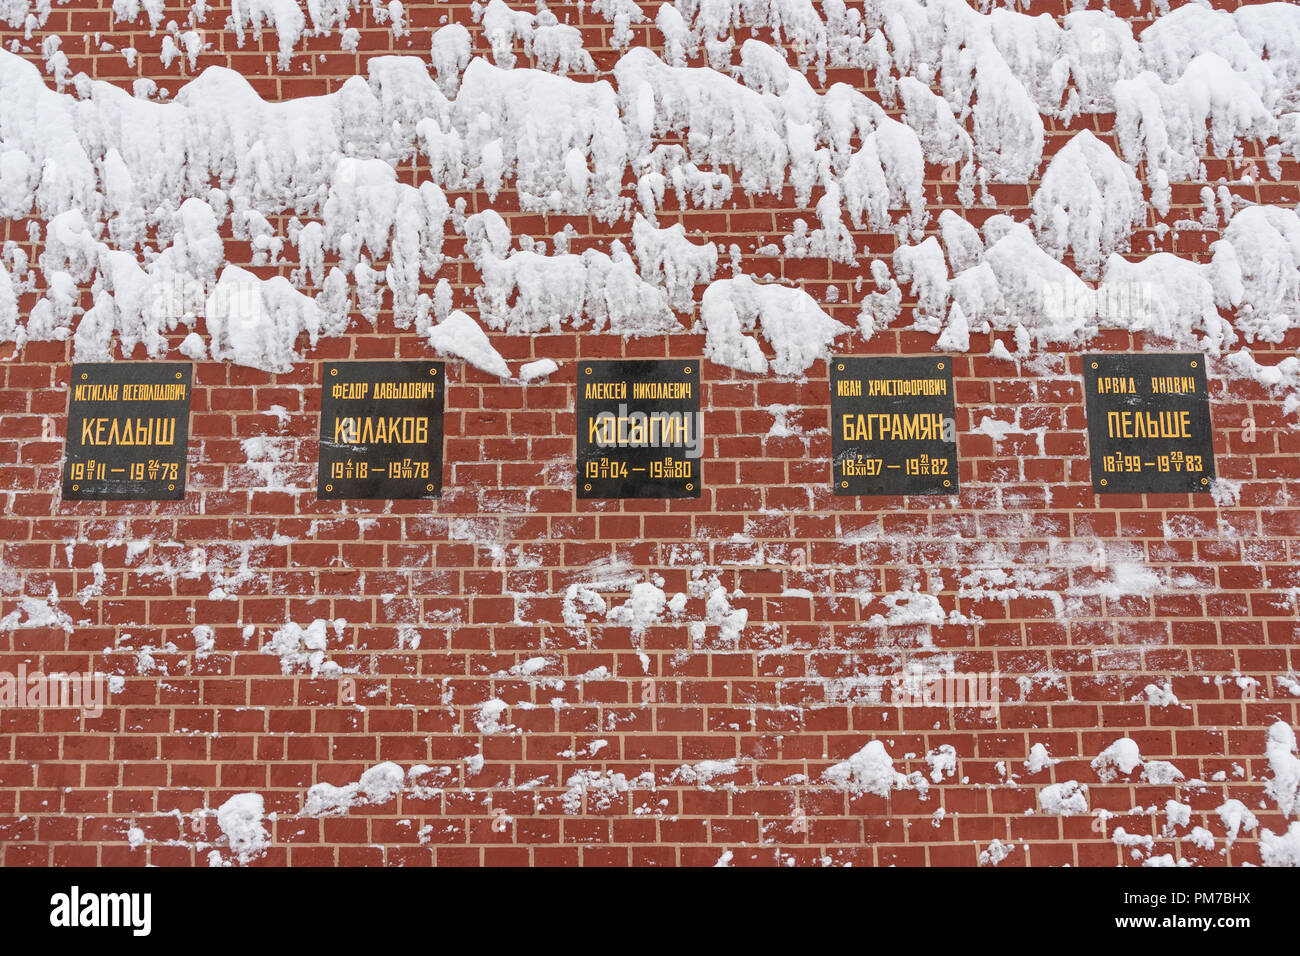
[[1105, 410, 1192, 439], [120, 383, 186, 401], [631, 382, 691, 400], [1150, 376, 1195, 394], [332, 383, 369, 401], [865, 378, 946, 397], [1097, 377, 1137, 394], [332, 416, 430, 444], [842, 413, 945, 442], [76, 417, 176, 446], [72, 383, 120, 402], [584, 383, 626, 400]]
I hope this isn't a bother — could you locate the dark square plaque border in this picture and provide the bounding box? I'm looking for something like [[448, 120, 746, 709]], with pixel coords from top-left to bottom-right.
[[576, 359, 702, 500], [63, 362, 193, 501], [830, 355, 958, 496], [317, 360, 445, 501], [1082, 352, 1215, 495]]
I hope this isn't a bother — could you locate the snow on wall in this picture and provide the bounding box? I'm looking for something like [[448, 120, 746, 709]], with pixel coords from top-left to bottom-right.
[[0, 0, 1298, 391]]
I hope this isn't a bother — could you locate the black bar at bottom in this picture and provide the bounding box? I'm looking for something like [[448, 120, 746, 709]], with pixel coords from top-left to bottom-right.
[[0, 864, 1278, 944]]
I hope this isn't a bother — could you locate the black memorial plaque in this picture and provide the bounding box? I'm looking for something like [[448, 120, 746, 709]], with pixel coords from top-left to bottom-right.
[[577, 360, 701, 499], [830, 356, 958, 495], [318, 361, 444, 500], [1083, 353, 1214, 494], [63, 362, 192, 501]]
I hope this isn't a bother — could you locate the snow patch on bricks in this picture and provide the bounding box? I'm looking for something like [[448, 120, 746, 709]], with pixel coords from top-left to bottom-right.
[[103, 537, 283, 603], [1140, 761, 1184, 786], [1259, 823, 1300, 867], [979, 839, 1014, 866], [561, 769, 655, 814], [1031, 130, 1143, 280], [474, 698, 512, 735], [0, 588, 74, 632], [1216, 799, 1258, 849], [690, 583, 749, 647], [1025, 743, 1058, 775], [1038, 781, 1089, 816], [301, 761, 409, 817], [558, 567, 746, 648], [4, 3, 1300, 388], [239, 436, 308, 493], [672, 758, 746, 791], [863, 586, 972, 632], [213, 793, 271, 865], [263, 618, 349, 677], [925, 745, 958, 783], [823, 740, 912, 798], [1142, 682, 1181, 707], [479, 0, 597, 76], [605, 578, 670, 636], [425, 309, 511, 378], [1091, 737, 1143, 781], [518, 358, 558, 382], [702, 275, 847, 376], [1265, 722, 1300, 817], [464, 210, 679, 337]]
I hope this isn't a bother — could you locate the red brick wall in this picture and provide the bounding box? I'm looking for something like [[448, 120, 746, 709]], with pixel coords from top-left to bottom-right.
[[1, 0, 1297, 867]]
